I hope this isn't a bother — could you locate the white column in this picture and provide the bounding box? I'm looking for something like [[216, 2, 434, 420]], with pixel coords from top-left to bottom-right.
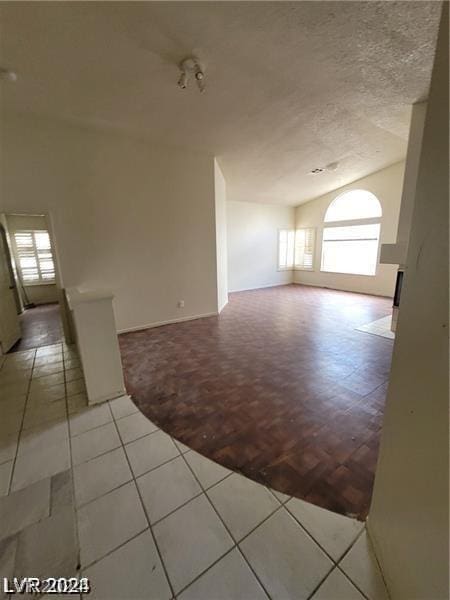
[[66, 287, 126, 405], [379, 101, 427, 266], [368, 5, 448, 598]]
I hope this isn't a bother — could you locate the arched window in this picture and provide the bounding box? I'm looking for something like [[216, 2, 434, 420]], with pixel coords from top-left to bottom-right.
[[324, 190, 382, 222], [321, 189, 382, 276]]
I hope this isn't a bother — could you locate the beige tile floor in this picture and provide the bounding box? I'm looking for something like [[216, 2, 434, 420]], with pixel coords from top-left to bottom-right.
[[356, 316, 395, 340], [0, 343, 389, 599]]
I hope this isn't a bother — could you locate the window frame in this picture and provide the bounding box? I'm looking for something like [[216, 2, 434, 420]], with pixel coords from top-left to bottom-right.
[[320, 207, 382, 277], [324, 189, 382, 223], [277, 228, 296, 271], [294, 227, 316, 271], [11, 229, 56, 286]]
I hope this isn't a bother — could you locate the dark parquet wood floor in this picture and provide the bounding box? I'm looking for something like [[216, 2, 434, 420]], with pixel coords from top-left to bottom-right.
[[120, 284, 393, 520]]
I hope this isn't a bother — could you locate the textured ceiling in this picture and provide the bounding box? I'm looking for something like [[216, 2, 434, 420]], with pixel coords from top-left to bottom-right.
[[0, 1, 441, 205]]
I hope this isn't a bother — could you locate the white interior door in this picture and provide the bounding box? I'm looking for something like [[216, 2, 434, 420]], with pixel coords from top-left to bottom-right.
[[0, 228, 20, 352]]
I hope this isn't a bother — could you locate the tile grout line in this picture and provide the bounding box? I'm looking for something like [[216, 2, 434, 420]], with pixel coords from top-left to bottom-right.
[[171, 443, 367, 600], [175, 545, 238, 599], [301, 517, 369, 599], [335, 521, 366, 564], [150, 468, 236, 528], [63, 344, 106, 599], [72, 440, 233, 514], [110, 412, 273, 598], [283, 500, 364, 567], [74, 477, 134, 511], [31, 361, 65, 378], [266, 487, 292, 506], [103, 418, 360, 600], [79, 526, 153, 574], [135, 435, 371, 600], [334, 565, 372, 600], [304, 563, 337, 600], [334, 527, 373, 600], [337, 524, 391, 600], [234, 500, 333, 597], [73, 445, 233, 514], [62, 344, 83, 581], [71, 439, 123, 468], [175, 450, 274, 599], [6, 349, 37, 495], [0, 346, 13, 600], [365, 531, 392, 600], [149, 489, 204, 528], [109, 406, 140, 422], [73, 438, 181, 482], [70, 412, 155, 441], [104, 401, 177, 600]]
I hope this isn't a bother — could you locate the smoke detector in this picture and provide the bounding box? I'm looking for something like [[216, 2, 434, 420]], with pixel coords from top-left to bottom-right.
[[178, 57, 205, 93]]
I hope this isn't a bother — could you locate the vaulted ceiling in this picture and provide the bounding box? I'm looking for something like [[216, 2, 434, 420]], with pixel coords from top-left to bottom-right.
[[0, 1, 441, 205]]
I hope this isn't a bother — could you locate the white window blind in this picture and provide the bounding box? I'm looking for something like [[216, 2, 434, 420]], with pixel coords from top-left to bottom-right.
[[278, 229, 295, 269], [295, 228, 315, 270], [321, 223, 380, 276], [13, 230, 55, 284]]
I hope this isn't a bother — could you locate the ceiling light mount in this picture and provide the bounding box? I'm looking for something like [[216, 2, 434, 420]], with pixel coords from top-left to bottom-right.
[[178, 57, 205, 93], [309, 161, 339, 175]]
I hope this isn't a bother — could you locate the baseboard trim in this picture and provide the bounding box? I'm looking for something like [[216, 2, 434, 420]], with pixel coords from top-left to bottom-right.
[[293, 280, 393, 299], [118, 311, 219, 334], [229, 282, 293, 293]]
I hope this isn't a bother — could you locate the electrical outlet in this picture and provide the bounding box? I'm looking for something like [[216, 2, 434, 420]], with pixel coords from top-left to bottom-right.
[[178, 300, 185, 308]]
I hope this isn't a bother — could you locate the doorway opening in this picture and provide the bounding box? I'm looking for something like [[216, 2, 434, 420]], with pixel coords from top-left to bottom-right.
[[0, 213, 66, 354]]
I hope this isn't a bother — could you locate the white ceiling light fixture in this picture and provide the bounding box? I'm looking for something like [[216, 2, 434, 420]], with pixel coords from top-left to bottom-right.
[[0, 67, 17, 82], [177, 57, 205, 93]]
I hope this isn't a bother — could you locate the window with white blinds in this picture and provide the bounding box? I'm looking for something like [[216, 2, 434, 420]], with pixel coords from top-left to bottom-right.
[[320, 189, 382, 276], [321, 223, 380, 276], [278, 229, 295, 269], [13, 230, 55, 284], [294, 228, 315, 270]]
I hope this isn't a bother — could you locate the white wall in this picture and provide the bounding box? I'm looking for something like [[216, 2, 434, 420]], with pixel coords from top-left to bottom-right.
[[392, 103, 426, 260], [1, 115, 219, 332], [368, 6, 448, 598], [379, 103, 427, 267], [294, 162, 405, 297], [227, 200, 295, 292], [214, 160, 228, 312]]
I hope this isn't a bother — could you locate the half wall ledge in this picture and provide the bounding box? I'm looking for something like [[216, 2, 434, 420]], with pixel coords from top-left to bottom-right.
[[66, 286, 126, 405]]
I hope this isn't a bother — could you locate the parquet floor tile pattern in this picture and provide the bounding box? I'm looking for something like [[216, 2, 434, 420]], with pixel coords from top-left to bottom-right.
[[120, 285, 393, 520]]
